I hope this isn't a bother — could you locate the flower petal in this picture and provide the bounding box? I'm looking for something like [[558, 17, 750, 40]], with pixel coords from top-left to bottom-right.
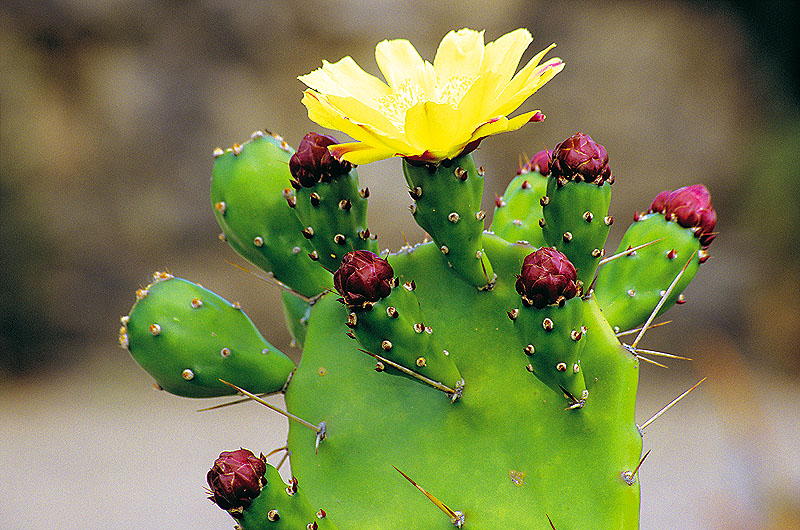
[[302, 91, 413, 155], [489, 46, 563, 117], [323, 94, 405, 139], [482, 28, 532, 82], [376, 39, 431, 93], [329, 142, 399, 165], [468, 110, 542, 144], [403, 101, 468, 159], [455, 72, 502, 126], [299, 56, 390, 105], [433, 28, 485, 82]]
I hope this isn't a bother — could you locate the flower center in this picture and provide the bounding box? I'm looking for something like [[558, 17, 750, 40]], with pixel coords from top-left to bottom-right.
[[377, 76, 476, 131]]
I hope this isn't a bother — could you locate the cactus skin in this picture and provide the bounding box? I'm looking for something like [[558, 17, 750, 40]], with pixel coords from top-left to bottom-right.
[[512, 296, 588, 406], [121, 272, 295, 397], [594, 212, 702, 333], [541, 133, 614, 288], [511, 248, 588, 406], [402, 154, 495, 289], [285, 235, 641, 530], [288, 136, 378, 272], [221, 459, 339, 530], [332, 250, 464, 396], [491, 152, 550, 246], [211, 131, 333, 298], [281, 291, 311, 349]]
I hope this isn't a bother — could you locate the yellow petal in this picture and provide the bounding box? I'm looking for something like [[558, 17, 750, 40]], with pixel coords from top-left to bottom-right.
[[404, 101, 469, 159], [482, 28, 532, 82], [468, 110, 542, 144], [323, 94, 404, 139], [329, 142, 399, 165], [433, 28, 485, 82], [495, 59, 564, 118], [376, 39, 430, 93], [455, 72, 502, 127], [299, 56, 390, 105], [489, 47, 563, 117], [302, 91, 413, 154]]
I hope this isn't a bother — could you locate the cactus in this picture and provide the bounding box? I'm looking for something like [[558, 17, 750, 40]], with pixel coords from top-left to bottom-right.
[[120, 28, 718, 529]]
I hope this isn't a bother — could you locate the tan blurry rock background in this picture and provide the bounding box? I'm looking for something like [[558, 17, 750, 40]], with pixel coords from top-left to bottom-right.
[[1, 1, 798, 529]]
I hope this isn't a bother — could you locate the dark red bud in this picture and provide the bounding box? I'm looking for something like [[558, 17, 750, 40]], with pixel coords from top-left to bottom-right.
[[207, 448, 267, 511], [550, 132, 611, 184], [333, 250, 394, 307], [289, 133, 352, 187], [515, 247, 579, 309], [648, 184, 717, 248], [518, 149, 552, 176]]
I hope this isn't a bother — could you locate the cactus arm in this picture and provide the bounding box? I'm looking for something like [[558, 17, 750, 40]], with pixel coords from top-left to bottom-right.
[[211, 132, 333, 298], [491, 172, 549, 247], [594, 213, 701, 332], [402, 153, 495, 289], [121, 273, 295, 398], [541, 177, 613, 288], [289, 166, 378, 271]]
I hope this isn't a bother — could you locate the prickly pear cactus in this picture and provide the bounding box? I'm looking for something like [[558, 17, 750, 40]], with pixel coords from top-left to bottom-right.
[[119, 28, 718, 530]]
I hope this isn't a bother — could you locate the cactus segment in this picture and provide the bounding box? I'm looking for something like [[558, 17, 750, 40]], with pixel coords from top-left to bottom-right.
[[281, 291, 312, 349], [540, 133, 614, 287], [285, 234, 642, 530], [289, 166, 377, 272], [332, 250, 463, 397], [402, 153, 495, 289], [121, 272, 295, 397], [512, 297, 589, 406], [491, 171, 548, 247], [211, 132, 333, 298], [232, 462, 339, 530], [594, 213, 702, 332], [344, 283, 464, 399], [541, 177, 613, 288], [511, 248, 587, 405]]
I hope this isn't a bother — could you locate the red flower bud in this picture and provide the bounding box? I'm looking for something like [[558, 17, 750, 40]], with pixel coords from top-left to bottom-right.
[[648, 184, 716, 248], [207, 449, 267, 511], [518, 149, 552, 176], [289, 132, 352, 187], [550, 132, 612, 184], [333, 250, 394, 307], [515, 248, 579, 308]]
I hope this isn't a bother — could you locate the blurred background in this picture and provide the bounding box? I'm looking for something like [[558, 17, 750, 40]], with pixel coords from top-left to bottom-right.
[[1, 0, 798, 528]]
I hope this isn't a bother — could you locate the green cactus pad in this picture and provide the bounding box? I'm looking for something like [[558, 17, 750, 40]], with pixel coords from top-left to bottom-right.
[[594, 212, 702, 333], [121, 272, 295, 398], [541, 179, 613, 287], [281, 291, 312, 349], [237, 464, 338, 530], [511, 296, 589, 406], [342, 279, 464, 398], [290, 169, 378, 272], [285, 234, 642, 530], [491, 172, 548, 247], [402, 154, 495, 289], [211, 132, 333, 298]]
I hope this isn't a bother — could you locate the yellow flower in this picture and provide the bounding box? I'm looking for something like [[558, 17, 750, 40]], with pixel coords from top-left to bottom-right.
[[299, 28, 564, 165]]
